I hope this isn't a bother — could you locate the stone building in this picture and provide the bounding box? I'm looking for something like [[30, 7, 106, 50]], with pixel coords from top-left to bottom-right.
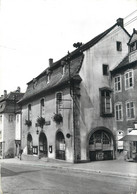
[[19, 18, 131, 163], [0, 87, 24, 158], [111, 28, 137, 160]]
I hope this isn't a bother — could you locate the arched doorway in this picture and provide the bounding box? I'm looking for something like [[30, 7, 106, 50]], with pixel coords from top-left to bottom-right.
[[39, 132, 48, 157], [27, 134, 33, 155], [89, 129, 114, 161], [56, 131, 65, 160]]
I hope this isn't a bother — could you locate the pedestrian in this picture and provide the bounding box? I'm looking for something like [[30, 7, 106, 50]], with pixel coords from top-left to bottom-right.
[[19, 149, 23, 160]]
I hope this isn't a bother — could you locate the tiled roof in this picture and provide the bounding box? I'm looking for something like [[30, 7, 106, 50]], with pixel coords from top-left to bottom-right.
[[32, 21, 130, 80], [0, 92, 24, 113], [19, 54, 84, 104], [111, 55, 137, 73]]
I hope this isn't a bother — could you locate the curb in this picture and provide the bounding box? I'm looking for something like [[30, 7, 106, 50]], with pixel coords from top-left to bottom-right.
[[1, 160, 137, 179]]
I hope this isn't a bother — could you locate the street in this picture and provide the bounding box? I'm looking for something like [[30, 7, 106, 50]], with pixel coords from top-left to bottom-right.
[[1, 163, 137, 194]]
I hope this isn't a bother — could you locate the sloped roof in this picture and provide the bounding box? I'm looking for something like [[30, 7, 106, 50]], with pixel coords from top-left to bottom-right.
[[0, 92, 24, 113], [30, 20, 130, 82], [128, 29, 137, 45], [19, 54, 84, 104], [111, 55, 137, 73]]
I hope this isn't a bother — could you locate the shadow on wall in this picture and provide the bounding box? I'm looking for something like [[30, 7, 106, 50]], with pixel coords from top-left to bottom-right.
[[80, 83, 94, 126], [5, 148, 14, 158]]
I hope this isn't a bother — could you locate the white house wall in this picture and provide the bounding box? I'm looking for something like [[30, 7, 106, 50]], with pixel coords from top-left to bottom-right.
[[79, 26, 130, 160], [21, 87, 74, 162]]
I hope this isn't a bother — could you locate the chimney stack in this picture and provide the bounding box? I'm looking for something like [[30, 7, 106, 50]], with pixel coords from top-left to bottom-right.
[[117, 18, 124, 28], [4, 90, 7, 97], [49, 58, 53, 67], [17, 86, 20, 93]]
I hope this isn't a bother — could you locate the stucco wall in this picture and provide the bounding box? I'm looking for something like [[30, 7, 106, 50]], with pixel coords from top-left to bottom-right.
[[2, 113, 15, 158], [79, 26, 130, 160], [22, 87, 75, 162]]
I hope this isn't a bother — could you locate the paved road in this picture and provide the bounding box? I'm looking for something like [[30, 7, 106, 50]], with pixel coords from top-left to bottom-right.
[[1, 163, 137, 194]]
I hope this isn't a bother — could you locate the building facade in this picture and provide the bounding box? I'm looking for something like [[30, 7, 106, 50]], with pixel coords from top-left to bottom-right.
[[111, 29, 137, 160], [19, 18, 131, 163], [0, 87, 24, 158]]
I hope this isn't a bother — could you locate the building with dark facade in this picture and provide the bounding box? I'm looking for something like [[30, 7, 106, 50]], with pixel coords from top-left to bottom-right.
[[111, 28, 137, 160]]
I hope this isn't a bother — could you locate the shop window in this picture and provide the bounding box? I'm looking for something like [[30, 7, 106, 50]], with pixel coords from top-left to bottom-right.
[[114, 75, 121, 92], [116, 41, 122, 51], [125, 70, 134, 89], [33, 146, 38, 155], [40, 99, 45, 117], [102, 64, 109, 75], [115, 103, 123, 121], [56, 92, 63, 113], [100, 88, 113, 116], [126, 101, 135, 119]]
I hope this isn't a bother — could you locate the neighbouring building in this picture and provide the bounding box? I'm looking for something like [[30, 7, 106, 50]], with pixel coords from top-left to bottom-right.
[[0, 87, 24, 158], [111, 28, 137, 160], [19, 18, 131, 163]]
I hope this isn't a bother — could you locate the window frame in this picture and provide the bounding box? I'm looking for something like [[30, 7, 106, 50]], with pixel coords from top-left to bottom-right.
[[124, 70, 134, 90], [56, 92, 63, 114], [40, 98, 45, 117], [114, 75, 122, 93], [126, 101, 135, 120], [116, 41, 122, 51], [115, 102, 123, 121], [100, 88, 113, 117], [28, 104, 32, 121], [102, 64, 109, 76]]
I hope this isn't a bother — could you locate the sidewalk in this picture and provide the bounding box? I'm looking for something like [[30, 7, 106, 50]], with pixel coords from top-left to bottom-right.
[[1, 158, 137, 178]]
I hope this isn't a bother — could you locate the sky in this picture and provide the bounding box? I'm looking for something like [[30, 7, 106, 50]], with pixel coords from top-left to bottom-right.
[[0, 0, 137, 95]]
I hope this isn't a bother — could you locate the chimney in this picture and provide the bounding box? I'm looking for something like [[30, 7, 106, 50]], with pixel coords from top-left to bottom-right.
[[4, 90, 7, 97], [49, 58, 53, 67], [17, 86, 20, 93], [117, 18, 124, 28]]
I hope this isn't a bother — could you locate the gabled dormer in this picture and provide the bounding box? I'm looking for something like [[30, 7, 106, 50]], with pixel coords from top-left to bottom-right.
[[128, 28, 137, 63]]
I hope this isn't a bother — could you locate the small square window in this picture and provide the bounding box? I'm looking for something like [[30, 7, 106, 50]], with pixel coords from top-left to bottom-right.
[[103, 64, 109, 75], [116, 41, 122, 51]]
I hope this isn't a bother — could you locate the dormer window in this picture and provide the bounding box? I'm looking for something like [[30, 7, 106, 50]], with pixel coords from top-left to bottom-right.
[[47, 70, 51, 84], [62, 65, 65, 77], [130, 41, 137, 52]]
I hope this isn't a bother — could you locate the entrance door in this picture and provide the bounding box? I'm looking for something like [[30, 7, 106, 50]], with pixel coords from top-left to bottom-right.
[[27, 134, 33, 155], [89, 130, 113, 161], [39, 132, 48, 157], [56, 132, 65, 160]]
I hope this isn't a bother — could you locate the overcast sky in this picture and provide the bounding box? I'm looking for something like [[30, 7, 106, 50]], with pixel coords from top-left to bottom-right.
[[0, 0, 137, 95]]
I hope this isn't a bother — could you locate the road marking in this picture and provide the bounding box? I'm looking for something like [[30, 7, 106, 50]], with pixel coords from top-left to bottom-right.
[[0, 163, 3, 194]]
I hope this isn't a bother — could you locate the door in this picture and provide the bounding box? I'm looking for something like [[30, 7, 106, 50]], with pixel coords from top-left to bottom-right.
[[39, 132, 48, 157], [56, 131, 65, 160]]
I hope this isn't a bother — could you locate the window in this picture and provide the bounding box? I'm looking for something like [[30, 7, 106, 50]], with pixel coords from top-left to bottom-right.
[[125, 70, 133, 89], [130, 42, 137, 52], [102, 64, 109, 75], [126, 101, 135, 119], [40, 99, 45, 117], [100, 89, 113, 116], [116, 41, 122, 51], [62, 65, 65, 76], [9, 115, 14, 122], [114, 75, 121, 92], [28, 104, 32, 121], [56, 92, 63, 113], [115, 103, 123, 121]]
